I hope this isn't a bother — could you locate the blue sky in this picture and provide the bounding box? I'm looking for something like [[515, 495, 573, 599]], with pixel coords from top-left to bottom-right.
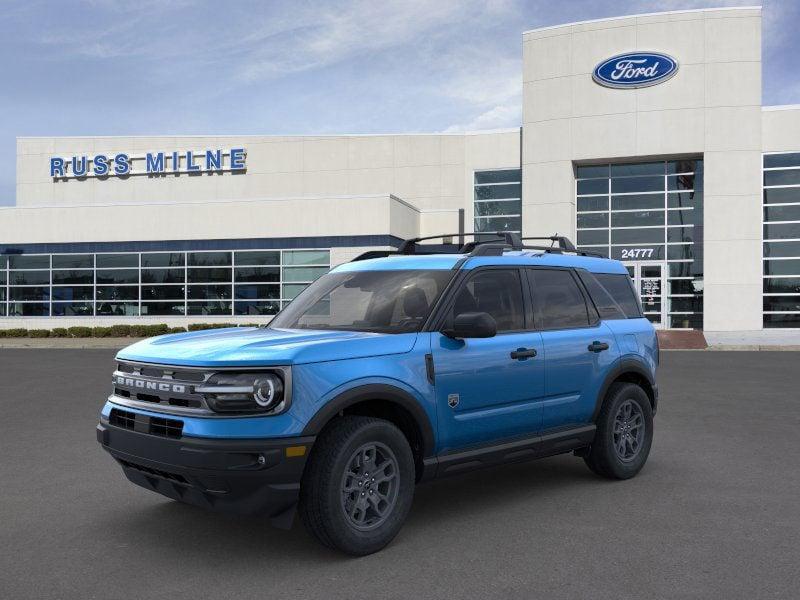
[[1, 0, 798, 206]]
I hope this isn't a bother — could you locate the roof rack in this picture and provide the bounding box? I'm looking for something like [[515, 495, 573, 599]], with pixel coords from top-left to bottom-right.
[[350, 232, 603, 261]]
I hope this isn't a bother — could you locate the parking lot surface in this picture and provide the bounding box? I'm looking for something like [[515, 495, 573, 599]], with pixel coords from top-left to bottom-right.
[[1, 350, 798, 600]]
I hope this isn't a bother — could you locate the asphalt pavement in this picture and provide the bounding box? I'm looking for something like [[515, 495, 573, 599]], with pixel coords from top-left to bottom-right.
[[1, 349, 798, 600]]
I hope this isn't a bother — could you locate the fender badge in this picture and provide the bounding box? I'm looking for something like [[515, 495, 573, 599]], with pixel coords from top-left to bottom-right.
[[447, 393, 459, 409]]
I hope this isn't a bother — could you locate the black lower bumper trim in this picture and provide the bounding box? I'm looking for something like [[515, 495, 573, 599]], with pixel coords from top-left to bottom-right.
[[97, 419, 314, 528]]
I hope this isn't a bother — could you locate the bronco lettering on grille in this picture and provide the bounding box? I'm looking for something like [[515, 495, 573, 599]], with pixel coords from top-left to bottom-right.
[[114, 375, 186, 394]]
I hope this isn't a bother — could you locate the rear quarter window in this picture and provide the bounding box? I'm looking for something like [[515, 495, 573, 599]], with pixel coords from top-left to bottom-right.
[[579, 271, 643, 319]]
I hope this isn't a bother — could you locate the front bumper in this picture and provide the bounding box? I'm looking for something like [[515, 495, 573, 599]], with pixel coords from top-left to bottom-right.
[[97, 418, 314, 528]]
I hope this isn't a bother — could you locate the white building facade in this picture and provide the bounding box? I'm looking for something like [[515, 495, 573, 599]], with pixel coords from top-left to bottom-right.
[[3, 6, 799, 332]]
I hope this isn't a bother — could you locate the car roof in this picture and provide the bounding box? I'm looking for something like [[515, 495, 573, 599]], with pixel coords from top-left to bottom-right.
[[334, 250, 628, 275]]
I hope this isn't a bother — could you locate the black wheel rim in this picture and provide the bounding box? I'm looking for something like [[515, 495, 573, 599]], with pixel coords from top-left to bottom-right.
[[613, 399, 645, 462], [340, 442, 400, 531]]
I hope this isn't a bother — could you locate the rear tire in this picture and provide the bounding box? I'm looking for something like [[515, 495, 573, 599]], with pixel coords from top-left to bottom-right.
[[299, 415, 415, 555], [584, 382, 653, 479]]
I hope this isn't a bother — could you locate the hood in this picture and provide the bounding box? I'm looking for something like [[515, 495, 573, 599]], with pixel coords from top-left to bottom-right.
[[116, 327, 418, 367]]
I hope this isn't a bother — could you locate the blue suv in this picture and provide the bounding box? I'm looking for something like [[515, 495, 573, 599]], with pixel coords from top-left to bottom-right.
[[97, 233, 658, 555]]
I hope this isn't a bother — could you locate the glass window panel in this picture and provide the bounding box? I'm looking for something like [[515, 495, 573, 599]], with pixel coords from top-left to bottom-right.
[[187, 267, 231, 283], [0, 271, 6, 285], [576, 165, 608, 179], [52, 286, 93, 301], [10, 287, 50, 301], [141, 268, 185, 284], [474, 184, 521, 200], [577, 229, 608, 245], [763, 188, 800, 205], [474, 200, 521, 217], [52, 270, 93, 284], [577, 246, 609, 257], [530, 269, 589, 329], [283, 266, 328, 283], [235, 300, 281, 316], [474, 216, 521, 232], [667, 191, 703, 209], [9, 255, 49, 269], [764, 205, 800, 223], [667, 174, 699, 191], [611, 162, 663, 177], [670, 314, 703, 329], [764, 170, 800, 187], [611, 176, 663, 194], [96, 253, 138, 268], [763, 242, 800, 259], [141, 285, 185, 300], [669, 279, 703, 295], [764, 153, 800, 168], [52, 302, 94, 316], [577, 213, 609, 229], [188, 251, 231, 266], [612, 194, 663, 211], [187, 284, 232, 300], [764, 314, 800, 327], [611, 228, 664, 245], [234, 284, 280, 300], [187, 301, 232, 315], [577, 179, 608, 195], [611, 245, 665, 260], [448, 270, 525, 332], [667, 245, 695, 261], [234, 251, 279, 266], [667, 159, 702, 174], [577, 196, 608, 212], [669, 297, 703, 312], [282, 250, 329, 266], [52, 254, 93, 269], [141, 302, 185, 316], [667, 209, 699, 226], [583, 272, 642, 318], [763, 278, 800, 294], [8, 302, 49, 316], [96, 302, 139, 316], [283, 284, 309, 300], [764, 223, 800, 240], [9, 271, 50, 285], [611, 210, 664, 228], [0, 288, 5, 301], [763, 259, 800, 275], [234, 267, 280, 283], [669, 262, 696, 277], [763, 296, 800, 312], [96, 269, 138, 284], [668, 227, 694, 243], [141, 253, 185, 268], [0, 305, 5, 316], [474, 170, 520, 184], [0, 255, 6, 269], [96, 286, 139, 301]]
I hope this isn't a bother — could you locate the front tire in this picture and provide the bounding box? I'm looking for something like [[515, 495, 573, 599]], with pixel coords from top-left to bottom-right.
[[299, 416, 415, 555], [584, 382, 653, 479]]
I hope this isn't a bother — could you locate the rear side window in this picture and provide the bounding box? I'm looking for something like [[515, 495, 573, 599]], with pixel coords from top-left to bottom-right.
[[587, 272, 643, 318], [529, 269, 590, 329]]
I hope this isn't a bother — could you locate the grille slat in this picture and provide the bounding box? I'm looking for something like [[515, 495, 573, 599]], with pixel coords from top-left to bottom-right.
[[109, 408, 184, 439]]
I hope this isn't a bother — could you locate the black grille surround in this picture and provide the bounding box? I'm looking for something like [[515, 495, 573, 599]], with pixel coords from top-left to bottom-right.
[[109, 408, 184, 439], [110, 361, 292, 418]]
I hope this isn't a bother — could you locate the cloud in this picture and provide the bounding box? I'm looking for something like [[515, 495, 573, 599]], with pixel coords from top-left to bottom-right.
[[442, 103, 521, 132]]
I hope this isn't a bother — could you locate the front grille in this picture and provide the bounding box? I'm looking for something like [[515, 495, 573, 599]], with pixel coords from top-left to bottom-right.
[[109, 408, 184, 439], [112, 362, 213, 414], [118, 459, 188, 484]]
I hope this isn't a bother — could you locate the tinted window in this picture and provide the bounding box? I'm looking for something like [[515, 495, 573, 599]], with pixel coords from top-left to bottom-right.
[[449, 269, 525, 332], [594, 273, 642, 318], [577, 271, 625, 320], [530, 269, 589, 329]]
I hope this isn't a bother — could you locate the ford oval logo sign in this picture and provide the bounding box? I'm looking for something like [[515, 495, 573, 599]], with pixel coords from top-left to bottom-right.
[[593, 52, 679, 89]]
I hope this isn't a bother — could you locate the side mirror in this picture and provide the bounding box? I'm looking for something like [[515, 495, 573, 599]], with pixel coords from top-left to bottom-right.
[[442, 312, 497, 339]]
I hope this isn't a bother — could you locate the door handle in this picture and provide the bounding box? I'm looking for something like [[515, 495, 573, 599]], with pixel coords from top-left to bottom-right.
[[510, 348, 537, 360], [588, 341, 609, 353]]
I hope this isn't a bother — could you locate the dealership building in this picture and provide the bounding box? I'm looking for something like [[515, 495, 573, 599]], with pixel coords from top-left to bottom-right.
[[2, 5, 799, 333]]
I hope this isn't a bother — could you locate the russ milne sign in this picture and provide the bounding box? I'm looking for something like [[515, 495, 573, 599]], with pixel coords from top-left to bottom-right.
[[49, 148, 246, 179], [592, 52, 678, 89]]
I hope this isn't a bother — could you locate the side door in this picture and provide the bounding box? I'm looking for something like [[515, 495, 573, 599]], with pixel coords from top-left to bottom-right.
[[431, 267, 545, 453], [526, 268, 618, 431]]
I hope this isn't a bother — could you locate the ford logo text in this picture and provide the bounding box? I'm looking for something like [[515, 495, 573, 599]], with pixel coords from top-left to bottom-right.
[[592, 52, 678, 89]]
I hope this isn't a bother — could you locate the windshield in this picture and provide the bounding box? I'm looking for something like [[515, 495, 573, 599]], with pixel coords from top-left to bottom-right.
[[270, 269, 454, 334]]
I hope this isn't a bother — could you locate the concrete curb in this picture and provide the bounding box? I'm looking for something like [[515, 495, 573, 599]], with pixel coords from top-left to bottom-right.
[[0, 338, 143, 349]]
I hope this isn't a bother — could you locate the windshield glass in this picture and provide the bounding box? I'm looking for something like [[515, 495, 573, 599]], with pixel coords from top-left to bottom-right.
[[270, 269, 454, 334]]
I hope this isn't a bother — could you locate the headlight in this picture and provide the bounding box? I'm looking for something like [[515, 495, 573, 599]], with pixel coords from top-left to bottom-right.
[[197, 372, 286, 414]]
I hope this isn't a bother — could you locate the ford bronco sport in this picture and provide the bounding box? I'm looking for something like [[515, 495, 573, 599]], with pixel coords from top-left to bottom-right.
[[97, 233, 658, 555]]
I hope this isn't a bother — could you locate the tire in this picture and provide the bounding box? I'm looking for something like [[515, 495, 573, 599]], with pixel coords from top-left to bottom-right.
[[298, 415, 415, 555], [584, 382, 654, 480]]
